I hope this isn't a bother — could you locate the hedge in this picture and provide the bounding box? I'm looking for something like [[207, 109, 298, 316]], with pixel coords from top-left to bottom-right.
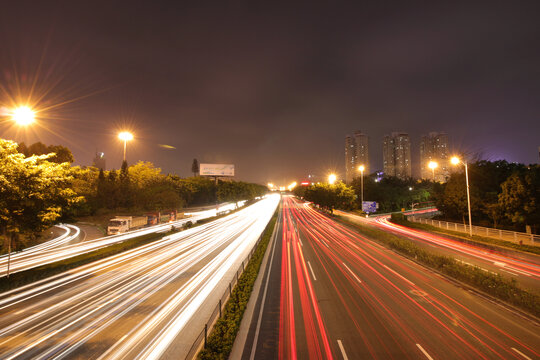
[[198, 208, 279, 360]]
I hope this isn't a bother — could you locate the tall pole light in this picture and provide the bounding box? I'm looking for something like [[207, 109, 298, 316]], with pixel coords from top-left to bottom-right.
[[451, 156, 473, 237], [118, 131, 134, 162], [10, 106, 36, 126], [5, 108, 36, 278], [428, 160, 438, 181], [358, 165, 365, 210], [328, 173, 337, 185]]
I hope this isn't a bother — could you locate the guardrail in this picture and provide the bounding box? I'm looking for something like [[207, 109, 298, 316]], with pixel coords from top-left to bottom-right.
[[184, 234, 262, 360], [408, 216, 540, 246]]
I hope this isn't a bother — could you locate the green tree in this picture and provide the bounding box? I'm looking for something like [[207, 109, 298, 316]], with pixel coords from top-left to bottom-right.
[[498, 167, 540, 233], [18, 142, 74, 163], [0, 139, 82, 276]]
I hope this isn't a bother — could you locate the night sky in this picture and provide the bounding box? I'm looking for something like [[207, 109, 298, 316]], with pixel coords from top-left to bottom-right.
[[1, 1, 539, 184]]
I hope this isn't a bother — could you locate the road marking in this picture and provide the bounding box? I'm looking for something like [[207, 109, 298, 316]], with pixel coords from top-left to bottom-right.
[[493, 261, 507, 267], [416, 343, 434, 360], [512, 347, 532, 360], [249, 213, 280, 360], [342, 262, 362, 284], [307, 261, 317, 281], [298, 237, 304, 247], [319, 238, 330, 248], [337, 340, 349, 360], [500, 269, 520, 277], [383, 264, 415, 286]]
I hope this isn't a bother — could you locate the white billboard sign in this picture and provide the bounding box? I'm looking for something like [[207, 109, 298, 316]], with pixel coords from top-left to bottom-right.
[[200, 163, 235, 176]]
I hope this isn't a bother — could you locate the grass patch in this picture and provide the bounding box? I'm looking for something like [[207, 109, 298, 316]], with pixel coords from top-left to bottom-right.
[[335, 215, 540, 318], [391, 217, 540, 256], [198, 207, 279, 360]]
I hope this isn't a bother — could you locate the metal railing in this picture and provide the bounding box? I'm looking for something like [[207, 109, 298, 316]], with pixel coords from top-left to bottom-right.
[[184, 234, 262, 360], [408, 216, 540, 246]]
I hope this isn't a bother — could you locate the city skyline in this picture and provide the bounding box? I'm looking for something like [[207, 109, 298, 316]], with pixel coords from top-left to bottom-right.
[[1, 2, 539, 184]]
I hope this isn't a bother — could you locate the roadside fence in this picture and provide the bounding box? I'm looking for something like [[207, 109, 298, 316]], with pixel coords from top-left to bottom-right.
[[408, 216, 540, 246], [184, 234, 262, 360]]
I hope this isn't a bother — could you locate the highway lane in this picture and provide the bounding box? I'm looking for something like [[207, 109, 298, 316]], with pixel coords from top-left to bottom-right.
[[337, 211, 540, 292], [241, 196, 540, 359], [0, 194, 279, 360], [0, 201, 246, 278]]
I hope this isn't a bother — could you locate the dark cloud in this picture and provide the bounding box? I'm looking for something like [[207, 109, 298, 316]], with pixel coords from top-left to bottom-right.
[[1, 1, 539, 184]]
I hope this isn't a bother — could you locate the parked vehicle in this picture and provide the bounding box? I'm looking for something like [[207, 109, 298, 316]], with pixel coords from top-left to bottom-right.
[[107, 216, 148, 235]]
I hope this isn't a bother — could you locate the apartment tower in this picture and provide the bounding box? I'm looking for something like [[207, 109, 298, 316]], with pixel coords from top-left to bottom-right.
[[383, 132, 411, 179], [420, 132, 449, 182], [345, 131, 369, 183]]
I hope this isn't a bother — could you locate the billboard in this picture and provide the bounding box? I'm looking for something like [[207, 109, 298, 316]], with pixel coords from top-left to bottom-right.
[[200, 163, 235, 176]]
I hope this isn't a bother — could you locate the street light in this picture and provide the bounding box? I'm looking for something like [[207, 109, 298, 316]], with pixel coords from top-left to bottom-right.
[[358, 165, 365, 210], [118, 131, 134, 162], [428, 160, 438, 181], [451, 156, 473, 237], [328, 173, 337, 185], [10, 106, 36, 126]]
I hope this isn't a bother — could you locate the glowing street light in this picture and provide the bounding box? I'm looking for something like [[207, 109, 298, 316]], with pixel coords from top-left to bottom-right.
[[328, 173, 337, 185], [428, 160, 438, 181], [358, 165, 365, 209], [118, 131, 134, 162], [451, 156, 473, 237], [10, 106, 36, 126]]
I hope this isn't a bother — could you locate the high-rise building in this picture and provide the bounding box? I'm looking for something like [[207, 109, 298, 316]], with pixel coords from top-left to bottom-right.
[[345, 131, 369, 183], [420, 132, 449, 182], [92, 152, 106, 170], [383, 132, 411, 179]]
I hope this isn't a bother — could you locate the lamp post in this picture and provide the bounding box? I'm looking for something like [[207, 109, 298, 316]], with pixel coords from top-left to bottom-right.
[[451, 156, 473, 237], [118, 131, 133, 162], [358, 165, 365, 210], [428, 160, 438, 181], [10, 106, 36, 126], [328, 173, 337, 185], [4, 106, 36, 278]]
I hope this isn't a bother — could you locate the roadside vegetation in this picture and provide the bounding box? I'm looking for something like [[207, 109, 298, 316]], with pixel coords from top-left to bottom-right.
[[335, 214, 540, 318], [198, 207, 279, 360], [390, 214, 540, 256], [1, 139, 267, 255]]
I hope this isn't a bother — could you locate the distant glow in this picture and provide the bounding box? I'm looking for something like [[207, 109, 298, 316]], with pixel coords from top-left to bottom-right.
[[119, 131, 134, 141], [409, 186, 413, 191], [158, 144, 176, 149], [450, 156, 460, 165], [267, 183, 274, 188], [428, 161, 438, 170], [358, 165, 365, 172], [301, 181, 310, 186], [10, 106, 35, 126], [328, 174, 337, 185]]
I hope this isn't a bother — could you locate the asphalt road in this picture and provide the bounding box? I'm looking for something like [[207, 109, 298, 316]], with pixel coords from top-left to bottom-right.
[[239, 196, 540, 359], [337, 211, 540, 292], [0, 202, 242, 278], [0, 195, 279, 359]]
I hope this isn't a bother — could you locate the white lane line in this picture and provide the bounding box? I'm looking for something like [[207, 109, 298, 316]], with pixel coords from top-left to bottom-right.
[[342, 263, 362, 284], [298, 237, 304, 247], [307, 261, 317, 281], [512, 347, 532, 360], [319, 238, 330, 248], [337, 340, 349, 360], [493, 261, 507, 267], [383, 264, 415, 286], [416, 343, 434, 360], [501, 269, 520, 277]]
